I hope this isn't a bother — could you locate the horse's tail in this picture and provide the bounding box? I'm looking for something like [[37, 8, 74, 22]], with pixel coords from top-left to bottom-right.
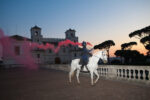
[[70, 62, 75, 77]]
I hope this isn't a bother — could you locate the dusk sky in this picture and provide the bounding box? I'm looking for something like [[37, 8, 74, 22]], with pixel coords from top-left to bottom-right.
[[0, 0, 150, 56]]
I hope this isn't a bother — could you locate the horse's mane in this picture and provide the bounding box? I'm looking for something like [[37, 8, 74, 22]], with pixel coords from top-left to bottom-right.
[[88, 50, 102, 64], [92, 50, 102, 56]]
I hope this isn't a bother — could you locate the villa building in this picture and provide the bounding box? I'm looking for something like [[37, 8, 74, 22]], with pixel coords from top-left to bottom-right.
[[1, 26, 82, 66]]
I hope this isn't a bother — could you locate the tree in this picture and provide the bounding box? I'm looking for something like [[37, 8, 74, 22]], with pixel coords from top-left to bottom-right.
[[94, 40, 115, 64], [121, 42, 137, 50], [129, 25, 150, 55], [115, 50, 145, 64], [140, 36, 150, 55], [129, 25, 150, 39]]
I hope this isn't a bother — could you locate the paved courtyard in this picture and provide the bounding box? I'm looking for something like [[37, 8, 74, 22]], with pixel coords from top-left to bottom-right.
[[0, 68, 150, 100]]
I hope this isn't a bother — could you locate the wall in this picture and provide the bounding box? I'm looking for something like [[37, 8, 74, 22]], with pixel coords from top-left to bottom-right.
[[0, 43, 2, 61]]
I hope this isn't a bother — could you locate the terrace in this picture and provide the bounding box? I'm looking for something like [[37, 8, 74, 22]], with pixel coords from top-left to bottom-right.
[[0, 65, 149, 100]]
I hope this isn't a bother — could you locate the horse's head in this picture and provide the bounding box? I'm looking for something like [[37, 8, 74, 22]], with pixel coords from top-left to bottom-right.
[[101, 50, 108, 63], [94, 50, 108, 64]]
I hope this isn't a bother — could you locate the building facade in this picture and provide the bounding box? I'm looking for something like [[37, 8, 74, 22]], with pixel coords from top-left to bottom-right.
[[31, 25, 81, 64], [1, 26, 82, 66]]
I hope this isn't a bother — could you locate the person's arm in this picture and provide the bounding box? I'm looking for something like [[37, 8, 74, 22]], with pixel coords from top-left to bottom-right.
[[87, 48, 93, 56], [88, 48, 94, 53]]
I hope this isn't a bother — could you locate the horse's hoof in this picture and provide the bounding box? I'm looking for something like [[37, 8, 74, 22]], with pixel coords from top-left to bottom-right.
[[94, 81, 97, 84], [91, 83, 95, 86]]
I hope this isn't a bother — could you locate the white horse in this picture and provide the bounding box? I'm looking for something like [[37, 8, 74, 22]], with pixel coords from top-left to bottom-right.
[[69, 50, 108, 85]]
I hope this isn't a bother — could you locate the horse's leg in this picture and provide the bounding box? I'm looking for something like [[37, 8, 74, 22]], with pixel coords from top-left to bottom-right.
[[69, 71, 72, 83], [94, 69, 99, 84], [76, 69, 80, 84], [90, 71, 94, 85], [69, 66, 76, 83]]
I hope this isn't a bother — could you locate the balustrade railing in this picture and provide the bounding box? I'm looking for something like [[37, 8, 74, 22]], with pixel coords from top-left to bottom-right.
[[40, 64, 150, 85], [98, 65, 150, 84]]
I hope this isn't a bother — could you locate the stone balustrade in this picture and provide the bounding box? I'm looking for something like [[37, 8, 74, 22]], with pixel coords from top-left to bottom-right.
[[98, 65, 150, 85], [5, 64, 149, 85]]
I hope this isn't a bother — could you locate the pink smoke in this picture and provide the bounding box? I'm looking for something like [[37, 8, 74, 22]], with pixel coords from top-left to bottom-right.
[[30, 39, 92, 53], [0, 29, 37, 69]]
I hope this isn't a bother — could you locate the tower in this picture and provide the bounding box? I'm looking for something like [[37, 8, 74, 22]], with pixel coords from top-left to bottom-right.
[[65, 29, 78, 42], [65, 29, 79, 50], [30, 25, 43, 43]]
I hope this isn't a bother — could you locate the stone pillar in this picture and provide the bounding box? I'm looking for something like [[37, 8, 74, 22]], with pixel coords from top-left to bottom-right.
[[143, 70, 146, 80], [128, 69, 131, 79], [138, 70, 141, 81]]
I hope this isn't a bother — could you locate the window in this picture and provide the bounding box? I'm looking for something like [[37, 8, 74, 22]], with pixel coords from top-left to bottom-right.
[[69, 44, 72, 48], [74, 53, 77, 57], [71, 33, 74, 37], [63, 48, 66, 53], [49, 49, 52, 53], [15, 46, 20, 56], [37, 39, 39, 42], [37, 54, 40, 58]]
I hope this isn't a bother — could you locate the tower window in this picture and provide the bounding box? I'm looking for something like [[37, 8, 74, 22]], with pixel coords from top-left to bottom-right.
[[35, 31, 38, 36], [71, 33, 74, 37]]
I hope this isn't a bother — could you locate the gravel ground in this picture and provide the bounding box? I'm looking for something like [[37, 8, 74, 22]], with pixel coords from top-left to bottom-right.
[[0, 68, 150, 100]]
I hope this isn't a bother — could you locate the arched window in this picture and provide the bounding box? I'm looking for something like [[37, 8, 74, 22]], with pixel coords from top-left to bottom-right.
[[35, 31, 38, 36], [55, 57, 61, 64]]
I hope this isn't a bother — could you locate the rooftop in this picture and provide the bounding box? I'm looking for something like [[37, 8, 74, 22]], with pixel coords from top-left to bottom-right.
[[31, 25, 41, 30], [10, 35, 31, 41], [65, 28, 76, 33]]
